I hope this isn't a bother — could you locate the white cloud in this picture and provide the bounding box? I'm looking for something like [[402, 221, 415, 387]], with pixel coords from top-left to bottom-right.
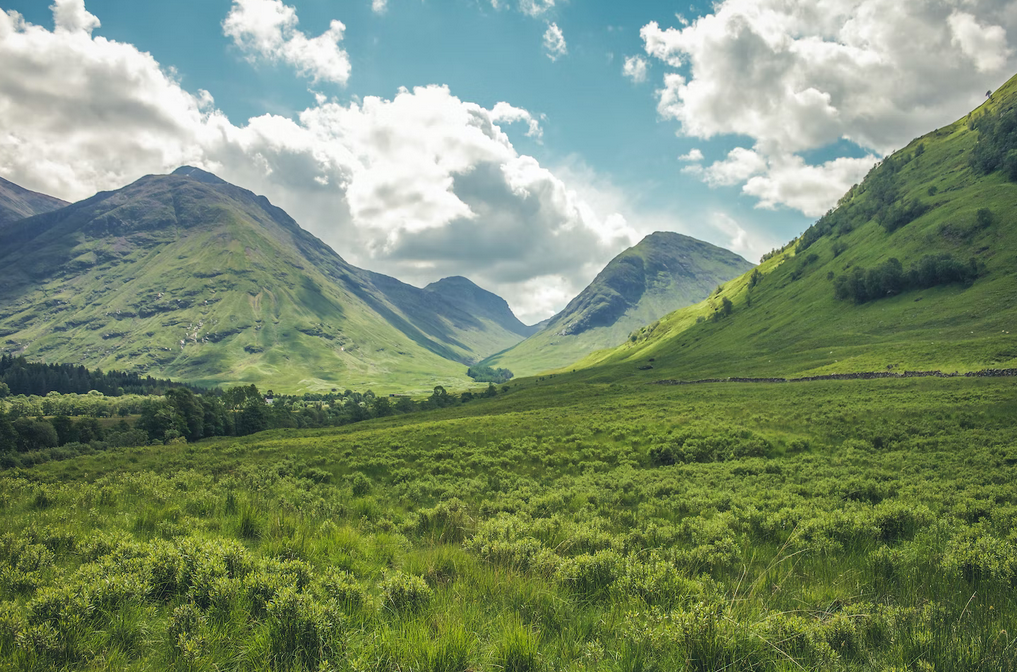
[[622, 55, 648, 83], [0, 1, 641, 323], [642, 0, 1017, 215], [50, 0, 100, 34], [223, 0, 351, 86], [490, 102, 544, 140], [678, 148, 703, 162], [543, 22, 567, 61], [742, 154, 877, 217], [698, 147, 768, 187], [372, 0, 388, 14], [949, 11, 1011, 73], [520, 0, 555, 18]]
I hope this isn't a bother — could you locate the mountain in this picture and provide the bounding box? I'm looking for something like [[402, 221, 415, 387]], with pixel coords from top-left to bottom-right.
[[425, 276, 539, 339], [481, 231, 754, 376], [573, 76, 1017, 382], [0, 167, 530, 393], [0, 176, 68, 226]]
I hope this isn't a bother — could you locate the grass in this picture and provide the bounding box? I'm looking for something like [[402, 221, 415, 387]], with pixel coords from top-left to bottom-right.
[[1, 374, 1016, 670]]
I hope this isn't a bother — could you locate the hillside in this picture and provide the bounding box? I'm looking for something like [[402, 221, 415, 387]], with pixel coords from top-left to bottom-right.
[[481, 231, 753, 376], [0, 176, 68, 226], [425, 276, 539, 339], [0, 168, 531, 393], [571, 76, 1017, 382]]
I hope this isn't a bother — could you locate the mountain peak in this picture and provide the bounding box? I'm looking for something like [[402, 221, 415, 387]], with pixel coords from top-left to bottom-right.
[[425, 276, 536, 337], [172, 166, 228, 185]]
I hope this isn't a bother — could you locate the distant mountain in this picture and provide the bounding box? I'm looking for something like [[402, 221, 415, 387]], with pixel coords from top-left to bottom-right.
[[425, 276, 539, 339], [575, 73, 1017, 381], [482, 231, 754, 376], [0, 176, 68, 226], [0, 167, 529, 393]]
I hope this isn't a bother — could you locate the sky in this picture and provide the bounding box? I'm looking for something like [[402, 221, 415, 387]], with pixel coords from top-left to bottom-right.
[[1, 0, 1015, 323]]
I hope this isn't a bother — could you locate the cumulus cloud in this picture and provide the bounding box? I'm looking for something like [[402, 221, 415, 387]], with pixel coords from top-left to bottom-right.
[[678, 148, 703, 162], [51, 0, 100, 34], [223, 0, 351, 86], [742, 155, 877, 217], [622, 55, 648, 83], [372, 0, 388, 14], [0, 2, 639, 323], [642, 0, 1017, 215], [949, 11, 1011, 73], [695, 147, 768, 187], [543, 22, 567, 61]]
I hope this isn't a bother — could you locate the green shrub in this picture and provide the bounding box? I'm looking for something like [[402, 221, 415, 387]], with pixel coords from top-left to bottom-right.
[[266, 587, 340, 669], [315, 568, 368, 611], [379, 572, 432, 612]]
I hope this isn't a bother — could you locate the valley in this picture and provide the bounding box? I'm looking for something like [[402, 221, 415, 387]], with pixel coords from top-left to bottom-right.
[[2, 25, 1017, 672]]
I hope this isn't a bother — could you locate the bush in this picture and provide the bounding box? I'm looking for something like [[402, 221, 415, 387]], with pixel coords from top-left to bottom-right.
[[379, 572, 432, 611], [266, 587, 340, 669], [315, 568, 367, 611]]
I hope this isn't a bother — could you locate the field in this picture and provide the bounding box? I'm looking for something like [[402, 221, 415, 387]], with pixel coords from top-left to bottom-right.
[[2, 375, 1016, 671]]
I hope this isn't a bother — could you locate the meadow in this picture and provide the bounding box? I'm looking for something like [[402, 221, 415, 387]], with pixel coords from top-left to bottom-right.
[[1, 375, 1016, 671]]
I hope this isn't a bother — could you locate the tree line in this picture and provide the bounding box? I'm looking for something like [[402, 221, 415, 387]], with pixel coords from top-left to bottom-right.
[[833, 254, 979, 304], [0, 382, 503, 467], [0, 355, 206, 398]]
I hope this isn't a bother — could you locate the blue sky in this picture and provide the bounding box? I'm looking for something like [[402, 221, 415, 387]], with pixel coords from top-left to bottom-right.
[[1, 0, 1015, 321]]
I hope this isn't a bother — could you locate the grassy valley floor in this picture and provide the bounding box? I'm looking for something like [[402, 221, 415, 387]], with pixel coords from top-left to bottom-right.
[[1, 376, 1017, 670]]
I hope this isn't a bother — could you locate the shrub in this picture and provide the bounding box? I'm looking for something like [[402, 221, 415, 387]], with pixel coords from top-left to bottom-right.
[[266, 587, 340, 669], [315, 568, 367, 611], [412, 498, 472, 543], [379, 572, 432, 612], [168, 603, 205, 662]]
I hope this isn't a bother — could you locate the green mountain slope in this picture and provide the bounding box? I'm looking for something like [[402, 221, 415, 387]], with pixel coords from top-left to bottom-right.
[[0, 176, 68, 226], [0, 168, 529, 393], [481, 231, 754, 376], [425, 276, 539, 339], [572, 76, 1017, 382]]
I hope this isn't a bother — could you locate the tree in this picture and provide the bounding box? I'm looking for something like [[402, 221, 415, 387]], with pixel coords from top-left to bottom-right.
[[51, 415, 77, 446], [428, 386, 451, 409], [0, 408, 16, 452], [372, 396, 393, 418], [720, 296, 734, 317], [0, 382, 9, 398], [12, 418, 58, 452], [166, 388, 203, 442], [236, 397, 270, 436]]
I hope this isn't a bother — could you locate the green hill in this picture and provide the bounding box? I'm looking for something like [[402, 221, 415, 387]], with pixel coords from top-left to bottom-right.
[[0, 168, 530, 393], [570, 76, 1017, 382], [481, 231, 753, 376], [0, 176, 67, 226]]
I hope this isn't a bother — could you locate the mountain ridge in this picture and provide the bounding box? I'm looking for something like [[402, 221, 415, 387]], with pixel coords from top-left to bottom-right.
[[0, 167, 533, 392], [0, 176, 69, 227], [481, 230, 754, 376]]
